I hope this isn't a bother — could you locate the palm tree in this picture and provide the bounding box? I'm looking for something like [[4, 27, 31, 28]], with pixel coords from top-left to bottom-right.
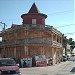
[[62, 34, 68, 55]]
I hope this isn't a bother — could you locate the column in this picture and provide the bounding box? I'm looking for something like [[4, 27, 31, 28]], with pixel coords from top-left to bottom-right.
[[51, 34, 53, 42], [41, 46, 44, 55], [24, 46, 27, 56], [52, 47, 57, 65], [56, 35, 57, 42], [41, 30, 44, 55], [26, 46, 28, 55], [52, 47, 54, 64], [42, 46, 44, 55], [26, 31, 29, 56], [14, 47, 16, 58], [14, 31, 17, 58], [55, 48, 58, 64], [60, 37, 62, 44]]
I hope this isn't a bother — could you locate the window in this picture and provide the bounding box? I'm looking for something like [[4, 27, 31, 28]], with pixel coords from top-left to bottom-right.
[[57, 37, 59, 42], [0, 59, 16, 66], [32, 19, 36, 24]]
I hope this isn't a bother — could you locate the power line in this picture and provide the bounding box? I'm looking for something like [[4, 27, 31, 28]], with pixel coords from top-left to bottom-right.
[[64, 32, 75, 35], [0, 9, 74, 21], [48, 9, 74, 15], [55, 24, 75, 28], [54, 24, 75, 36]]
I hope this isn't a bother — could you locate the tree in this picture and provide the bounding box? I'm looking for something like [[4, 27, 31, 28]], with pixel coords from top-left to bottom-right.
[[62, 34, 68, 55], [62, 34, 75, 56], [68, 38, 75, 55]]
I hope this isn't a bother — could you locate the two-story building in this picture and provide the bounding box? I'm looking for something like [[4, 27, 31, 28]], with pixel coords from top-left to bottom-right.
[[0, 3, 63, 64]]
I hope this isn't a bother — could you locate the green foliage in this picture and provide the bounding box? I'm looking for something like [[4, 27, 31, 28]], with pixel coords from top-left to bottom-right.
[[62, 34, 75, 55], [68, 38, 75, 50], [62, 34, 68, 47], [62, 34, 68, 55]]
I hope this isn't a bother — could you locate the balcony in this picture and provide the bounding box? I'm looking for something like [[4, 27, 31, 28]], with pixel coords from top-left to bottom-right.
[[2, 38, 52, 46], [1, 38, 62, 48], [52, 41, 62, 48], [25, 24, 44, 30]]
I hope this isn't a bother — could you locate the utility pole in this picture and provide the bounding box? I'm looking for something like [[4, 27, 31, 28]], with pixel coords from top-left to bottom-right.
[[0, 22, 6, 57]]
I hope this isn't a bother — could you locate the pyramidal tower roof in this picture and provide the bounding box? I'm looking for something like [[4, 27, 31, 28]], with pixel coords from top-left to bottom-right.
[[28, 3, 40, 13], [21, 3, 47, 18]]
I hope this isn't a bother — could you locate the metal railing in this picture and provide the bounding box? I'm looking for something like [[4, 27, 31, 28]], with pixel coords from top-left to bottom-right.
[[2, 38, 52, 46], [2, 39, 62, 48]]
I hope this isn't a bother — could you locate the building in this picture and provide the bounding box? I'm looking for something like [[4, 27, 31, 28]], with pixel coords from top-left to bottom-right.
[[0, 3, 63, 64]]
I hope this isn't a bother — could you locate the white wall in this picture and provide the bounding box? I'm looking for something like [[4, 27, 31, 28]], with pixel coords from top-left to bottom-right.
[[72, 48, 75, 53]]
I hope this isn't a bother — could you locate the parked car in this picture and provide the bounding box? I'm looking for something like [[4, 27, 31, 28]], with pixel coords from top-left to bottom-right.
[[72, 53, 75, 56], [0, 58, 21, 75], [63, 56, 67, 61], [66, 55, 70, 60]]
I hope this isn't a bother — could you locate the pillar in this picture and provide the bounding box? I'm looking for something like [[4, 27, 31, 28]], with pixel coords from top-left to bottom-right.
[[41, 46, 44, 55], [24, 46, 27, 55], [52, 47, 54, 64], [14, 47, 16, 58], [40, 29, 44, 55]]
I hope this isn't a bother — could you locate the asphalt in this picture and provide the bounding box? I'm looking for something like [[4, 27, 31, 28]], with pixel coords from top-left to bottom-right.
[[20, 57, 75, 75]]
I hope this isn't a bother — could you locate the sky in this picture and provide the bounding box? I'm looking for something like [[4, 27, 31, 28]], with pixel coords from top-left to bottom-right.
[[0, 0, 75, 41]]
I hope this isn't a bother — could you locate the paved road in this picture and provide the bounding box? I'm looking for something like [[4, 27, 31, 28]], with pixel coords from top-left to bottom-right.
[[20, 56, 75, 75]]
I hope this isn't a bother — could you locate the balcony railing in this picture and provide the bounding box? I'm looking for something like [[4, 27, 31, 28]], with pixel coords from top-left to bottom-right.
[[1, 39, 62, 48], [52, 41, 62, 48], [2, 38, 52, 46]]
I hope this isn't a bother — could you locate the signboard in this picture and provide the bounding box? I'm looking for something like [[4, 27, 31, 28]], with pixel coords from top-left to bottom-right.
[[35, 55, 47, 67], [20, 56, 32, 68]]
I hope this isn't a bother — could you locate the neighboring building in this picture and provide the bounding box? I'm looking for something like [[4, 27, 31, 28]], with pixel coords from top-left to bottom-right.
[[72, 48, 75, 54], [72, 48, 75, 56], [0, 3, 63, 64]]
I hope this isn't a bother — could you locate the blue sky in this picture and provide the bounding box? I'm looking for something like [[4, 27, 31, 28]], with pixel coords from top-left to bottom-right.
[[0, 0, 74, 40]]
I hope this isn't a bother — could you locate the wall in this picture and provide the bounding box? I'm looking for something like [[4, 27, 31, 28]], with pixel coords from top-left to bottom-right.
[[22, 14, 45, 25]]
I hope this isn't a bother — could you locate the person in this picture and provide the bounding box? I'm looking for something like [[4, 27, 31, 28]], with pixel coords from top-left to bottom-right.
[[23, 60, 27, 68]]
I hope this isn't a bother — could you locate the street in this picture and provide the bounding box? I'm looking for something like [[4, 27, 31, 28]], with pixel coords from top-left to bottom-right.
[[20, 56, 75, 75]]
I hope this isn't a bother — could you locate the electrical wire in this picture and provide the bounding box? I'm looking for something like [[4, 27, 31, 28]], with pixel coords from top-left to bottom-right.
[[55, 24, 75, 28], [48, 9, 74, 15], [64, 32, 75, 35], [0, 9, 74, 36]]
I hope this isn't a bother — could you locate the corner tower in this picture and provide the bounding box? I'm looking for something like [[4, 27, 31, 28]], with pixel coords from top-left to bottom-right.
[[21, 3, 47, 26]]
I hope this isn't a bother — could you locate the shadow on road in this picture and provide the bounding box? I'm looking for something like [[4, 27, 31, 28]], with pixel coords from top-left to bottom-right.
[[70, 67, 75, 73]]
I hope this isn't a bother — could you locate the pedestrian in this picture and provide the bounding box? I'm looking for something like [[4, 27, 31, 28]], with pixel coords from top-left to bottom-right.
[[23, 60, 27, 68]]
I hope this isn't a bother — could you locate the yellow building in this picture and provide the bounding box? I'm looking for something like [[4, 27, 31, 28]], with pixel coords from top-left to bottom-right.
[[0, 3, 63, 64]]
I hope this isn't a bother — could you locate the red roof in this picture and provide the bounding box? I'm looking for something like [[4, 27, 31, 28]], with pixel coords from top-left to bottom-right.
[[28, 3, 40, 13], [21, 3, 47, 18]]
